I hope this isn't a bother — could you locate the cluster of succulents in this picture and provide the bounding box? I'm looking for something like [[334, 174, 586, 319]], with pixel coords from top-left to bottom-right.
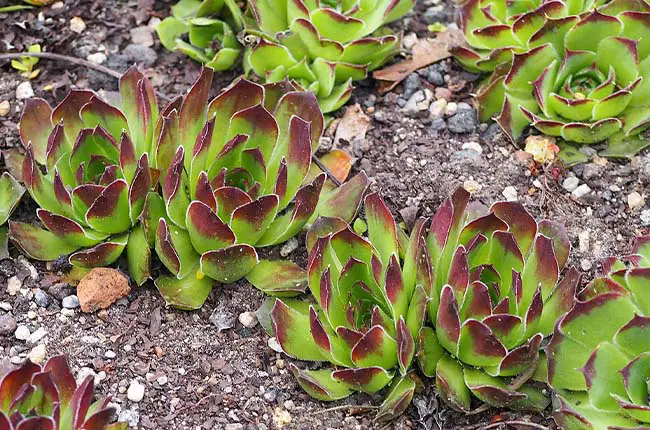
[[157, 0, 413, 112], [0, 355, 126, 429], [417, 187, 577, 412], [156, 0, 243, 71], [455, 0, 650, 157], [549, 236, 650, 429], [151, 67, 368, 309], [9, 67, 158, 286], [259, 193, 429, 419]]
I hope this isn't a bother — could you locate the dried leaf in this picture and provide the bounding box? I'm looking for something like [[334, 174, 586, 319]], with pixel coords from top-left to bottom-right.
[[334, 104, 370, 146], [373, 30, 463, 93]]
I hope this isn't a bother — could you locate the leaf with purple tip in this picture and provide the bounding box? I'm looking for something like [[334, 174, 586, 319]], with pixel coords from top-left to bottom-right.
[[154, 273, 213, 310], [68, 233, 128, 268], [9, 222, 80, 261], [246, 259, 308, 297], [229, 195, 279, 245], [19, 98, 53, 164], [200, 244, 258, 283]]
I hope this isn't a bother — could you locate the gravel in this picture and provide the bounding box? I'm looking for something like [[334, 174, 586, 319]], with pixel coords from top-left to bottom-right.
[[0, 314, 17, 336], [62, 295, 80, 309], [447, 108, 479, 134]]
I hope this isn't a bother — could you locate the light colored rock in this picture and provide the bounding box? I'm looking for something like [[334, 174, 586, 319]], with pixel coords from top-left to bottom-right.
[[444, 102, 458, 117], [130, 26, 154, 47], [238, 311, 258, 328], [642, 209, 650, 226], [581, 259, 593, 271], [15, 82, 34, 100], [62, 295, 80, 309], [86, 52, 107, 64], [118, 409, 140, 428], [429, 98, 447, 119], [280, 238, 299, 257], [156, 375, 168, 386], [268, 337, 283, 353], [273, 408, 292, 428], [105, 350, 117, 359], [15, 325, 30, 341], [578, 231, 590, 253], [0, 100, 9, 116], [572, 184, 592, 199], [562, 176, 580, 192], [28, 344, 46, 363], [127, 380, 145, 402], [27, 327, 47, 344], [7, 276, 21, 296], [628, 192, 645, 209], [461, 141, 482, 154], [463, 179, 482, 194], [69, 16, 86, 33], [502, 186, 518, 202]]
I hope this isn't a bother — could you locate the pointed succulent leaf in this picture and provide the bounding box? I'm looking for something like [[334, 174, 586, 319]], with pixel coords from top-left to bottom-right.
[[154, 273, 214, 310], [246, 259, 308, 296], [0, 173, 25, 225]]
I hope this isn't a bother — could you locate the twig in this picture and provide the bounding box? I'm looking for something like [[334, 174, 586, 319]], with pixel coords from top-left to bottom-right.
[[461, 420, 549, 430], [0, 52, 123, 79], [163, 393, 217, 421], [312, 154, 342, 187], [311, 404, 377, 416]]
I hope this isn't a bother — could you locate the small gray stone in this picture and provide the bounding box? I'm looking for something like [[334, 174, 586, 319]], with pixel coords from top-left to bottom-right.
[[62, 295, 80, 309], [6, 276, 21, 296], [129, 26, 154, 46], [447, 109, 479, 134], [562, 177, 580, 192], [27, 328, 47, 344], [0, 314, 17, 336], [426, 69, 444, 86], [428, 118, 447, 134], [264, 387, 280, 403], [225, 424, 244, 430], [423, 5, 448, 24], [572, 184, 592, 199], [33, 289, 52, 308], [641, 209, 650, 226], [402, 73, 421, 100], [118, 409, 140, 428], [210, 304, 235, 332], [582, 164, 600, 181], [280, 238, 299, 257], [123, 44, 158, 67], [48, 283, 75, 301]]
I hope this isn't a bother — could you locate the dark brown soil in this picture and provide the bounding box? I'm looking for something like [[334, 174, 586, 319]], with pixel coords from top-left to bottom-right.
[[2, 1, 648, 429]]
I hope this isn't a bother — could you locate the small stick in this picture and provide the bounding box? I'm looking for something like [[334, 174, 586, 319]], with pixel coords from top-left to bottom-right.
[[312, 154, 342, 187], [461, 420, 549, 430], [0, 52, 123, 79]]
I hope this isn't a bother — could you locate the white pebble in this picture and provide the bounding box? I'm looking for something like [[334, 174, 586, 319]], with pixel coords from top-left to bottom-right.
[[69, 16, 86, 33], [105, 350, 117, 359], [15, 82, 34, 100], [28, 344, 46, 364], [572, 184, 592, 199], [15, 325, 30, 341], [27, 328, 47, 344], [238, 311, 258, 328], [562, 176, 579, 193], [502, 186, 518, 202], [461, 141, 483, 154], [7, 276, 21, 296], [127, 380, 145, 402], [86, 52, 107, 64], [628, 192, 645, 209], [268, 337, 283, 353]]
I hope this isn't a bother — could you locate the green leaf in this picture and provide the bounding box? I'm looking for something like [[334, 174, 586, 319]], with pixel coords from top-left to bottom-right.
[[156, 16, 189, 51], [9, 222, 80, 261], [0, 173, 25, 225], [376, 375, 416, 421], [155, 273, 214, 310], [127, 223, 151, 286], [246, 259, 308, 296], [436, 354, 471, 412], [200, 244, 258, 283], [289, 365, 354, 401]]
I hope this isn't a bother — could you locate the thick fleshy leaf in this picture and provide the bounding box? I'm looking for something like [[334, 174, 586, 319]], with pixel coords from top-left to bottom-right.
[[68, 233, 128, 268], [185, 201, 235, 254], [376, 376, 416, 422], [126, 223, 150, 285], [0, 173, 25, 225], [230, 195, 279, 245], [270, 299, 325, 361], [155, 218, 199, 278], [154, 273, 213, 310], [19, 98, 53, 164], [200, 244, 258, 283], [331, 367, 394, 394], [436, 354, 472, 412], [246, 259, 307, 296], [179, 67, 213, 169], [86, 180, 131, 234], [9, 222, 80, 261], [288, 364, 353, 401]]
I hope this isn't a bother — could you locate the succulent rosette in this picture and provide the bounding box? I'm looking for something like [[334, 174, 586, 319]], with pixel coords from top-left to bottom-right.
[[260, 193, 430, 420], [152, 67, 369, 310], [0, 355, 126, 429], [8, 67, 159, 285], [243, 0, 411, 112], [417, 187, 578, 412], [471, 0, 650, 156], [156, 0, 243, 71], [549, 236, 650, 429], [453, 0, 605, 73]]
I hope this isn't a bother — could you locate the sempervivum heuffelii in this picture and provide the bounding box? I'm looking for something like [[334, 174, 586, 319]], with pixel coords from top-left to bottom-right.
[[152, 67, 369, 309], [456, 0, 650, 157], [261, 193, 430, 420], [0, 355, 126, 429], [417, 187, 578, 412], [549, 236, 650, 429], [9, 67, 159, 285]]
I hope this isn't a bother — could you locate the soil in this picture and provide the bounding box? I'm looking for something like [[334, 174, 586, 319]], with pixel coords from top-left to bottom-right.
[[1, 0, 648, 429]]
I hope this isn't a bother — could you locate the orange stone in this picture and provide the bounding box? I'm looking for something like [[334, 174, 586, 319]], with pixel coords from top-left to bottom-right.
[[77, 268, 131, 313]]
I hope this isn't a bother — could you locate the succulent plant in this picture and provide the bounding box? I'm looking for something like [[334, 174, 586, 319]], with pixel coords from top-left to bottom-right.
[[0, 355, 126, 429], [548, 236, 650, 429], [456, 0, 650, 157], [260, 193, 430, 420], [0, 173, 24, 226], [452, 0, 606, 73], [156, 0, 243, 71], [8, 67, 159, 285], [153, 67, 369, 310], [244, 0, 411, 112], [417, 187, 578, 412]]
